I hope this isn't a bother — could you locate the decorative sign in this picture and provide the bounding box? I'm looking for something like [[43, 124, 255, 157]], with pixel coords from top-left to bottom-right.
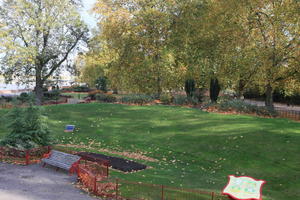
[[64, 125, 75, 132], [222, 175, 266, 200]]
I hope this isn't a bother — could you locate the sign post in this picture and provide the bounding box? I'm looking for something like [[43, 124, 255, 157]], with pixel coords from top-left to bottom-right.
[[222, 175, 266, 200]]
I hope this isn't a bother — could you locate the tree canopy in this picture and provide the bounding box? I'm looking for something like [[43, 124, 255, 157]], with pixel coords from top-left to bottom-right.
[[2, 0, 298, 108], [78, 0, 299, 107], [0, 0, 88, 104]]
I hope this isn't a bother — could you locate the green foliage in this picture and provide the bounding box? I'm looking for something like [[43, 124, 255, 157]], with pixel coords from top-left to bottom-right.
[[1, 104, 52, 149], [160, 93, 173, 104], [185, 79, 196, 98], [95, 76, 108, 92], [72, 85, 91, 92], [1, 95, 13, 102], [193, 88, 205, 103], [216, 100, 277, 117], [43, 90, 61, 101], [173, 95, 188, 105], [188, 96, 200, 105], [210, 78, 221, 102], [17, 92, 30, 103], [96, 94, 117, 103], [120, 94, 154, 105]]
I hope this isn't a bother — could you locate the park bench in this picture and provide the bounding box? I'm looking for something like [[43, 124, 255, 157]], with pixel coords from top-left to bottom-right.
[[41, 150, 81, 174]]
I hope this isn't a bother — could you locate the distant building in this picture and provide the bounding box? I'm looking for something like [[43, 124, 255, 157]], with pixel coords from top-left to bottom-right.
[[0, 72, 78, 95], [0, 76, 33, 96]]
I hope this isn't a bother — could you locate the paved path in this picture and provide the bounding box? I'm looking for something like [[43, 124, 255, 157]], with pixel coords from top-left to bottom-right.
[[0, 163, 98, 200], [244, 99, 300, 112]]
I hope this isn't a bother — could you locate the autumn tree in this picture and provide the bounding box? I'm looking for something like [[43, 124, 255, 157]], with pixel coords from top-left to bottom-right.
[[90, 0, 184, 96], [85, 0, 299, 107], [168, 0, 209, 92], [0, 0, 88, 105], [213, 0, 300, 108]]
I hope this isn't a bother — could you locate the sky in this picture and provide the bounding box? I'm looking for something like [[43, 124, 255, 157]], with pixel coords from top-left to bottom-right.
[[80, 0, 98, 29]]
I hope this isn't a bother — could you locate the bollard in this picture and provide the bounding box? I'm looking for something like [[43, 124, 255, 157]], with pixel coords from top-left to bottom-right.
[[116, 179, 119, 200], [161, 185, 164, 200], [94, 176, 97, 194], [25, 150, 30, 165]]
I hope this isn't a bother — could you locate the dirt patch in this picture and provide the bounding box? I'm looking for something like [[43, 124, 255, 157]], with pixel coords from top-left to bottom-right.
[[57, 144, 158, 163]]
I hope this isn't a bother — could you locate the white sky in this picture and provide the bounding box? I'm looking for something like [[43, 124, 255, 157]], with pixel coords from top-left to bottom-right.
[[80, 0, 98, 28]]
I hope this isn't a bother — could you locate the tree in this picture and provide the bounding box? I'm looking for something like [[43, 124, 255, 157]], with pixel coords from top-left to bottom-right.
[[87, 0, 300, 106], [211, 0, 300, 108], [0, 0, 88, 105], [75, 52, 105, 87], [249, 0, 300, 108], [95, 76, 108, 92], [92, 0, 183, 96]]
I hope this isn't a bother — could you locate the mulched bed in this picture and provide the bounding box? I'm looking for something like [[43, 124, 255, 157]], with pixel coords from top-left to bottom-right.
[[77, 152, 147, 173]]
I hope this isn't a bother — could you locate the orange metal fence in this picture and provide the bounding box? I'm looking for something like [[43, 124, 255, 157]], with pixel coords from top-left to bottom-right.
[[276, 108, 300, 121], [77, 164, 228, 200]]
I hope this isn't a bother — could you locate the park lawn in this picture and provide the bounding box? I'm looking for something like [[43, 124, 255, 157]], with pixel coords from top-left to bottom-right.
[[0, 103, 299, 200]]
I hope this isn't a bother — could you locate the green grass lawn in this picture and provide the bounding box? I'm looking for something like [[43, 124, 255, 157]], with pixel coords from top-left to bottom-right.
[[0, 103, 299, 200]]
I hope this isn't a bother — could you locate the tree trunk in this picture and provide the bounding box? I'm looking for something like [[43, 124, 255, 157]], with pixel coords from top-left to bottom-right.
[[265, 83, 274, 109], [35, 72, 44, 105], [156, 76, 162, 99], [154, 54, 162, 99], [210, 78, 221, 103], [237, 80, 245, 99], [112, 88, 118, 94]]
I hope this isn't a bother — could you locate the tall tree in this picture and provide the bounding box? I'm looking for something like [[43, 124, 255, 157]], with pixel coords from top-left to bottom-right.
[[91, 0, 183, 95], [213, 0, 300, 108], [0, 0, 88, 105]]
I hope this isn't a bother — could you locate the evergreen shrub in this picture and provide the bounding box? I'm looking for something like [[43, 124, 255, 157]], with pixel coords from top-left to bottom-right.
[[0, 104, 52, 149]]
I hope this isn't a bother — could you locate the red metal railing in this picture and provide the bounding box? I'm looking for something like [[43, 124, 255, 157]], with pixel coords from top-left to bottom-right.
[[0, 146, 51, 165], [78, 164, 116, 198], [114, 179, 228, 200], [76, 152, 110, 177], [77, 164, 228, 200], [276, 108, 300, 121]]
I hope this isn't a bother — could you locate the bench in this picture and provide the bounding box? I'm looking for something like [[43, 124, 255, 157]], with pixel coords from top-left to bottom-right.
[[41, 150, 81, 174]]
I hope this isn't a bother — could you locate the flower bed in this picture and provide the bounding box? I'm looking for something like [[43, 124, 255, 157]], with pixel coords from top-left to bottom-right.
[[0, 146, 51, 165]]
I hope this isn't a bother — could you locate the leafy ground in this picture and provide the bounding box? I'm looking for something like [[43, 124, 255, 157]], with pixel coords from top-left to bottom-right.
[[0, 103, 299, 200]]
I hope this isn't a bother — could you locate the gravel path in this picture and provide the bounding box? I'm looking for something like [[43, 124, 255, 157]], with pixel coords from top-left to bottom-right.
[[0, 162, 98, 200]]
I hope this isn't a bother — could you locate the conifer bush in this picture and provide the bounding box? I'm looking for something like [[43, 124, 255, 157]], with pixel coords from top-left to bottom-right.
[[120, 94, 154, 105], [0, 103, 52, 149], [185, 79, 196, 98]]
